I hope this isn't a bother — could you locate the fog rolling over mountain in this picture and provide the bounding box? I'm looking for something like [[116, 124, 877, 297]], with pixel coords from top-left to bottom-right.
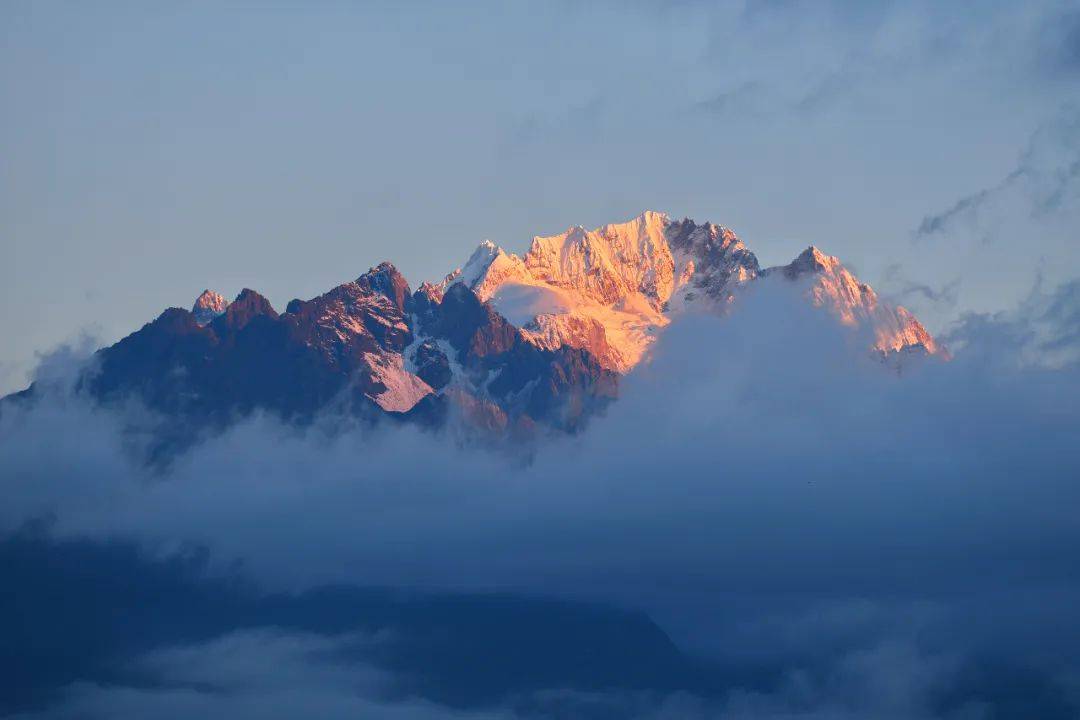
[[3, 206, 1080, 720], [4, 212, 940, 456]]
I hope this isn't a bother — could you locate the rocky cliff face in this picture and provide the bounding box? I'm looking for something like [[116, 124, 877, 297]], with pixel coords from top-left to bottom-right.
[[81, 262, 617, 453], [191, 290, 229, 326], [665, 217, 761, 309], [450, 211, 939, 372], [8, 210, 939, 454]]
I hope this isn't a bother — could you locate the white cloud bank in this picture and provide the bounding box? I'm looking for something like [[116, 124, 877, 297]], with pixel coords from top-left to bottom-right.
[[2, 276, 1079, 718]]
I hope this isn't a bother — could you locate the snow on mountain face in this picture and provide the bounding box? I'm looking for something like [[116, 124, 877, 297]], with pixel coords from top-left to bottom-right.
[[282, 264, 429, 411], [191, 290, 229, 326], [665, 218, 761, 311], [9, 210, 942, 455], [524, 210, 675, 307], [446, 212, 675, 372], [73, 261, 615, 456], [363, 351, 433, 412], [405, 281, 617, 433], [460, 240, 532, 301], [766, 247, 939, 356], [443, 211, 939, 371]]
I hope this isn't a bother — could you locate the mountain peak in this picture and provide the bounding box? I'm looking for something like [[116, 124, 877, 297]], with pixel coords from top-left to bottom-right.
[[665, 218, 760, 307], [455, 213, 940, 370], [786, 246, 841, 278], [357, 262, 411, 312], [37, 208, 947, 455], [629, 209, 669, 226], [524, 211, 676, 307], [458, 241, 530, 301], [217, 289, 279, 329], [767, 247, 940, 357], [460, 240, 502, 286], [191, 289, 229, 326]]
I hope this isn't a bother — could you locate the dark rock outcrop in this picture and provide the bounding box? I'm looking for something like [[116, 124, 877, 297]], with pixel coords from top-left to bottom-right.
[[29, 264, 618, 457]]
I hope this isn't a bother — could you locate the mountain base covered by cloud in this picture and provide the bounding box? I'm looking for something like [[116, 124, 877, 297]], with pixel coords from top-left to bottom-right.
[[2, 274, 1079, 719]]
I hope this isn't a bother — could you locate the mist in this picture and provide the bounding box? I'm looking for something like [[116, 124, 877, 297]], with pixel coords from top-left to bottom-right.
[[3, 274, 1079, 718]]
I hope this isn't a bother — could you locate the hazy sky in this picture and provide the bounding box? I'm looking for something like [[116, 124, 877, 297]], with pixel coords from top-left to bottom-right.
[[3, 0, 1079, 394]]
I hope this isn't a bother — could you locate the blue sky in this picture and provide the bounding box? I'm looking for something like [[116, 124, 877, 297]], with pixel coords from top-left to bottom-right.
[[3, 0, 1079, 393]]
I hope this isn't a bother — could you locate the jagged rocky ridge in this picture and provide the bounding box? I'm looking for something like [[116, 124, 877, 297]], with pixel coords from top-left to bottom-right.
[[7, 211, 939, 448], [80, 262, 617, 447], [455, 211, 939, 372]]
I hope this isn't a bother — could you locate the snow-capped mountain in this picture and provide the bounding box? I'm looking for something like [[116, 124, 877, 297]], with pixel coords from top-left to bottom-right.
[[191, 289, 229, 326], [455, 211, 674, 372], [764, 246, 939, 356], [4, 211, 940, 454], [451, 211, 938, 372], [74, 261, 615, 457]]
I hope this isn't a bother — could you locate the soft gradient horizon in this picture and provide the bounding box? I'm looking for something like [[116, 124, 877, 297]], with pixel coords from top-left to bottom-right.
[[4, 0, 1079, 393]]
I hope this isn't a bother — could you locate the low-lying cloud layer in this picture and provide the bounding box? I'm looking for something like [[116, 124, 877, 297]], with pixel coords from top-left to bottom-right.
[[12, 628, 1023, 720], [2, 277, 1079, 718]]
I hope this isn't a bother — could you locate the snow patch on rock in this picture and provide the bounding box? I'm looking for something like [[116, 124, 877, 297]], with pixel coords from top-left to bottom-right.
[[192, 290, 229, 326], [363, 352, 433, 412]]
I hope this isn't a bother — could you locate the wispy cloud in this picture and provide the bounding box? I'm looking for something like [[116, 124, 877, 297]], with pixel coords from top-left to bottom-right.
[[916, 106, 1080, 240]]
